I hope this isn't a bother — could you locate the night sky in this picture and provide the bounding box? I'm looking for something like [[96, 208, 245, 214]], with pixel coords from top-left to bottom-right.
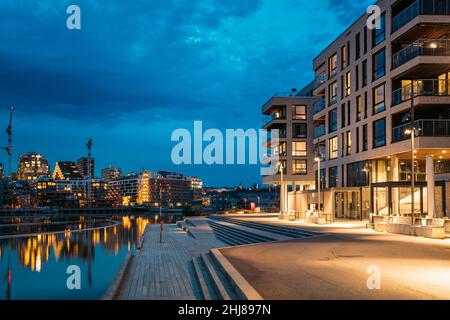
[[0, 0, 373, 187]]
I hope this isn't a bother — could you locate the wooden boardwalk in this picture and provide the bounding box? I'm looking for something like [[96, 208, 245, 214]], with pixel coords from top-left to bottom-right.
[[117, 219, 226, 300]]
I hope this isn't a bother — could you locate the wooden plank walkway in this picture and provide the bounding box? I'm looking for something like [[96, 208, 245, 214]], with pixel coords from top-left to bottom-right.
[[117, 219, 226, 300]]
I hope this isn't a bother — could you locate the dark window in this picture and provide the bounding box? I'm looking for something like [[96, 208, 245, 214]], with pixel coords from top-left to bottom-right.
[[329, 167, 338, 188], [356, 95, 362, 122], [341, 104, 346, 128], [363, 27, 368, 54], [347, 41, 351, 65], [373, 83, 386, 114], [355, 65, 359, 91], [347, 161, 369, 187], [356, 127, 360, 153], [328, 109, 338, 133], [355, 33, 361, 60], [364, 92, 368, 118], [373, 48, 386, 80], [362, 60, 368, 87], [293, 123, 307, 138], [347, 101, 351, 126], [372, 12, 385, 47], [373, 118, 386, 148], [362, 124, 368, 151]]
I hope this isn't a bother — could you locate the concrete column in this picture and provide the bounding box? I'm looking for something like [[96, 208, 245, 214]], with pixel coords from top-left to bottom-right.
[[426, 155, 435, 218], [391, 155, 399, 215], [279, 184, 285, 213]]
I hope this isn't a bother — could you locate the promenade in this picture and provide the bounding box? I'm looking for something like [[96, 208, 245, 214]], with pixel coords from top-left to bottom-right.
[[117, 220, 226, 300]]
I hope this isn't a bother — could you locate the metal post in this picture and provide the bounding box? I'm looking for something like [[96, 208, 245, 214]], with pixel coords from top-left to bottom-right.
[[317, 158, 321, 214], [411, 82, 416, 225]]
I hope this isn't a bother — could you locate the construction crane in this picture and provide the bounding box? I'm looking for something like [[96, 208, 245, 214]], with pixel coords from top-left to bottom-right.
[[3, 107, 14, 177], [86, 138, 93, 207]]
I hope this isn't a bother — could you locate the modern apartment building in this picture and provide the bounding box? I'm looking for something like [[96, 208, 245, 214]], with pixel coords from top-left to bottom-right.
[[261, 88, 320, 216], [263, 0, 450, 220], [101, 166, 122, 181], [53, 161, 82, 180], [18, 152, 50, 181], [77, 157, 95, 179]]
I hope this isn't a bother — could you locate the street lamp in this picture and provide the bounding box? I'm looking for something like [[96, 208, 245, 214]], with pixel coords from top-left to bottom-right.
[[314, 156, 321, 214], [363, 162, 373, 226]]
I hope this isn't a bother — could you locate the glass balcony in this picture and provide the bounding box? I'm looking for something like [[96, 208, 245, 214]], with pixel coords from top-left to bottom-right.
[[392, 38, 450, 69], [392, 0, 450, 33], [314, 125, 326, 138], [262, 114, 286, 127], [313, 99, 326, 114], [392, 119, 450, 142], [392, 79, 450, 106]]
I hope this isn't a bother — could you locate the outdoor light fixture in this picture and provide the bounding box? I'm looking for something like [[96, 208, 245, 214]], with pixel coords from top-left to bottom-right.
[[430, 42, 437, 49]]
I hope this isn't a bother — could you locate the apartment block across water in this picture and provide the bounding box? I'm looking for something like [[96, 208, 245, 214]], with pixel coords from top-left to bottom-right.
[[262, 0, 450, 220]]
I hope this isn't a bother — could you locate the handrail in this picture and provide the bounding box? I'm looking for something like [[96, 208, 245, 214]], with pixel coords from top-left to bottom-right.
[[392, 38, 450, 69], [392, 119, 450, 142], [392, 0, 420, 33], [392, 79, 450, 105]]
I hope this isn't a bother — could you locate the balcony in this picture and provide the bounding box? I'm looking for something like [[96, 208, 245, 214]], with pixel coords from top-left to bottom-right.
[[393, 0, 450, 33], [313, 99, 326, 115], [314, 125, 326, 139], [392, 38, 450, 69], [262, 114, 286, 128], [392, 79, 450, 106], [392, 119, 450, 142]]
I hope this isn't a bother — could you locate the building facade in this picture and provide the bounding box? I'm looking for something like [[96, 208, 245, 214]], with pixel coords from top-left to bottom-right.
[[261, 89, 320, 216], [101, 166, 122, 181], [77, 157, 95, 179], [18, 152, 50, 181], [263, 0, 450, 220], [53, 161, 82, 180]]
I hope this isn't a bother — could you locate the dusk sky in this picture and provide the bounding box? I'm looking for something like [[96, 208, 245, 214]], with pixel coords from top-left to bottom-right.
[[0, 0, 373, 187]]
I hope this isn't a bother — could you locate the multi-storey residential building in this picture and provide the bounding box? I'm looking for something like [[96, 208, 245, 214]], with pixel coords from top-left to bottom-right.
[[18, 152, 50, 181], [261, 88, 320, 217], [77, 157, 95, 179], [53, 161, 82, 180], [107, 171, 150, 206], [101, 166, 122, 181], [148, 171, 203, 207], [314, 0, 450, 220], [263, 0, 450, 221]]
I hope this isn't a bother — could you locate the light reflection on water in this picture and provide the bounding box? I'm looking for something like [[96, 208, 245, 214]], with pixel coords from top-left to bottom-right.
[[0, 216, 150, 300]]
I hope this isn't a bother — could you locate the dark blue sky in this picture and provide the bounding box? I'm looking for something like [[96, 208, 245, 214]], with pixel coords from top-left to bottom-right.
[[0, 0, 373, 187]]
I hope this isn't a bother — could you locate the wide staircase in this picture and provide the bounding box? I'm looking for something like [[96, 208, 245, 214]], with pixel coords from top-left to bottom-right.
[[208, 220, 275, 246], [191, 252, 240, 300], [209, 215, 320, 241]]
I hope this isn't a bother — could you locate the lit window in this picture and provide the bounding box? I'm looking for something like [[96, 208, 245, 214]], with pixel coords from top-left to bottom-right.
[[292, 105, 306, 120], [293, 160, 307, 175], [292, 141, 307, 157], [373, 83, 385, 114], [328, 136, 338, 160]]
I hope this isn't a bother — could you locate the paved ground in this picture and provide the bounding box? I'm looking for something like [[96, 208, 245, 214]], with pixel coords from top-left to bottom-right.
[[220, 217, 450, 300], [117, 219, 226, 300]]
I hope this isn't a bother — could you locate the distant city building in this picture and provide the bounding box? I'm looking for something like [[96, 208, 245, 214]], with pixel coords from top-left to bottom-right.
[[77, 157, 94, 179], [53, 161, 82, 180], [101, 166, 122, 181], [107, 171, 150, 206], [205, 187, 279, 212], [18, 152, 50, 181], [149, 171, 203, 207]]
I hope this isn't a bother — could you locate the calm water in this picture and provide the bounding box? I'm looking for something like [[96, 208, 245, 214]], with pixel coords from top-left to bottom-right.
[[0, 215, 150, 300]]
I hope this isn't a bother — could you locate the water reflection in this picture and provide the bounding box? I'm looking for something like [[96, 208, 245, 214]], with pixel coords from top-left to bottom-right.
[[0, 216, 150, 300]]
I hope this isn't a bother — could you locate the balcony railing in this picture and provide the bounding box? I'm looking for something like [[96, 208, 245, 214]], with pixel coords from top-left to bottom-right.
[[262, 114, 286, 127], [314, 125, 326, 139], [392, 38, 450, 69], [313, 99, 326, 114], [392, 79, 450, 105], [392, 119, 450, 142], [393, 0, 450, 33]]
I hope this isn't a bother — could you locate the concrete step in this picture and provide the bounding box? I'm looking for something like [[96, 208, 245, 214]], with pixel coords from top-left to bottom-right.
[[210, 215, 319, 238], [209, 221, 274, 243], [191, 253, 239, 300], [208, 224, 253, 246]]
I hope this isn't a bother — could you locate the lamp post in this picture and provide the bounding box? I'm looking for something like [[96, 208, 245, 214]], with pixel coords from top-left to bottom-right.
[[315, 156, 321, 214], [363, 162, 373, 226]]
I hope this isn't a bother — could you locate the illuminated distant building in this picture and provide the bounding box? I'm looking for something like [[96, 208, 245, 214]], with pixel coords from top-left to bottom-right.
[[107, 171, 150, 206], [149, 171, 203, 207], [53, 161, 82, 180], [101, 166, 122, 181], [18, 152, 50, 181], [77, 157, 95, 179]]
